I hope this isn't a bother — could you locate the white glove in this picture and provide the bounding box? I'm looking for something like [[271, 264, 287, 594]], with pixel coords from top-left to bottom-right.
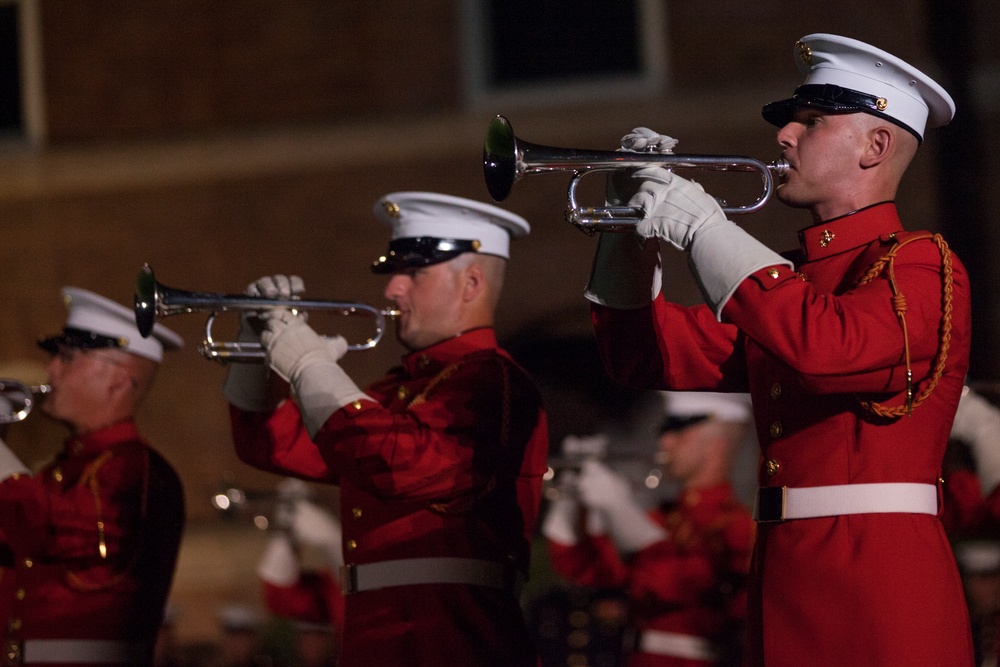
[[272, 477, 310, 531], [260, 311, 348, 384], [0, 437, 28, 482], [629, 168, 792, 317], [577, 460, 667, 555], [291, 500, 344, 570], [222, 274, 305, 411], [619, 128, 678, 154], [257, 534, 300, 586], [250, 274, 305, 300], [541, 470, 583, 545], [953, 387, 1000, 495], [260, 311, 369, 438], [630, 167, 728, 251]]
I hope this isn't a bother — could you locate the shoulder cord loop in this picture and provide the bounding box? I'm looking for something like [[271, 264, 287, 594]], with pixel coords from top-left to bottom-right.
[[853, 233, 954, 419], [66, 448, 151, 592]]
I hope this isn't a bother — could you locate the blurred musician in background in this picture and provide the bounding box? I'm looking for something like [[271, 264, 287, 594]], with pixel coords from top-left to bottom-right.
[[586, 34, 973, 664], [0, 287, 185, 666], [256, 477, 343, 666], [223, 192, 549, 667], [944, 385, 1000, 536], [542, 392, 754, 666], [943, 385, 1000, 666]]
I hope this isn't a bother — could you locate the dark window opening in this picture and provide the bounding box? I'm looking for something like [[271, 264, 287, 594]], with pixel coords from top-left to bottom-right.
[[485, 0, 643, 89], [0, 4, 22, 134]]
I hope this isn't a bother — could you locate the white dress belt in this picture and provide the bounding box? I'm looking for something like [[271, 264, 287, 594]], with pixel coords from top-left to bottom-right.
[[23, 639, 146, 664], [341, 557, 522, 595], [638, 630, 718, 662], [754, 482, 938, 523]]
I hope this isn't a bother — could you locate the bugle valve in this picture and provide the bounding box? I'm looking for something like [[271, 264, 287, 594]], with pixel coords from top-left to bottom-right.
[[0, 380, 50, 424], [483, 115, 789, 232], [134, 264, 400, 364]]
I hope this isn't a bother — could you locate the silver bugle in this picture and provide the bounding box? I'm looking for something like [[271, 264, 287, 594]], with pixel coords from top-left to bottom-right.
[[0, 380, 50, 424], [134, 264, 400, 363], [483, 115, 789, 232]]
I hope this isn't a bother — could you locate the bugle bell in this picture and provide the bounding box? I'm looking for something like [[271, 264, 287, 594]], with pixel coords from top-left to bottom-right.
[[483, 115, 789, 232], [0, 380, 50, 424], [134, 264, 400, 363]]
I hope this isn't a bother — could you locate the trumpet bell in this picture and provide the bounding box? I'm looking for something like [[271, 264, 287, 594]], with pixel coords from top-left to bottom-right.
[[134, 265, 159, 338], [0, 380, 50, 424], [484, 115, 519, 202]]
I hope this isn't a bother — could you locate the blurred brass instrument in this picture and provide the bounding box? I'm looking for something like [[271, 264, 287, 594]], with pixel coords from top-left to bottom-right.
[[211, 479, 314, 532], [543, 435, 666, 500], [134, 264, 400, 363], [0, 380, 51, 424], [483, 115, 789, 232]]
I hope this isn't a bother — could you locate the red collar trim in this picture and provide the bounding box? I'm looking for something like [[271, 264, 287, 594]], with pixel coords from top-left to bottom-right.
[[797, 202, 904, 261], [65, 420, 141, 456], [401, 328, 499, 375]]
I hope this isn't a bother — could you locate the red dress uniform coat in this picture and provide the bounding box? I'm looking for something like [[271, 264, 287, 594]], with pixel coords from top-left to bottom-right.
[[592, 204, 974, 666], [0, 420, 185, 666], [231, 328, 549, 667], [548, 484, 754, 666]]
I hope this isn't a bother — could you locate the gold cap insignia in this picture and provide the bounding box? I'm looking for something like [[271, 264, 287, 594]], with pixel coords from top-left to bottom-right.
[[875, 97, 888, 111], [381, 201, 401, 218], [471, 239, 481, 251], [796, 40, 813, 68]]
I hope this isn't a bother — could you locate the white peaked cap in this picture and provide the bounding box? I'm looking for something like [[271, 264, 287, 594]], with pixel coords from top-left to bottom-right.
[[40, 287, 183, 363], [371, 192, 529, 272], [662, 391, 752, 423], [762, 33, 955, 142]]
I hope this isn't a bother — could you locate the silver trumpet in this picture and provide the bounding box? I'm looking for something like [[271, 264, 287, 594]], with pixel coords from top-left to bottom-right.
[[134, 264, 400, 364], [483, 115, 789, 232], [0, 380, 51, 424]]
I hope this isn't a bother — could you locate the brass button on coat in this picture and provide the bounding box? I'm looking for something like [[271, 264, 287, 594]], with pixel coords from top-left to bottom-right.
[[346, 540, 357, 551], [770, 383, 782, 400], [769, 421, 783, 438], [351, 507, 362, 519], [396, 386, 409, 400], [765, 459, 781, 476]]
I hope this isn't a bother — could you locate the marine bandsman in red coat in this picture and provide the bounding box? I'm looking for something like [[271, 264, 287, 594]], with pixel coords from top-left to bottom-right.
[[224, 192, 549, 667], [543, 392, 755, 666], [0, 287, 185, 666], [586, 34, 974, 665]]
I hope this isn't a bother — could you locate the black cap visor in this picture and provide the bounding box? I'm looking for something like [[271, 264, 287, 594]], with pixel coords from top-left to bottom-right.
[[762, 84, 921, 142], [371, 237, 480, 274], [658, 414, 711, 435], [38, 327, 127, 355]]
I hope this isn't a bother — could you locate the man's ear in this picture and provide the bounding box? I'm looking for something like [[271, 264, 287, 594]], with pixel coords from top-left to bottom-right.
[[461, 262, 486, 303], [860, 125, 894, 168]]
